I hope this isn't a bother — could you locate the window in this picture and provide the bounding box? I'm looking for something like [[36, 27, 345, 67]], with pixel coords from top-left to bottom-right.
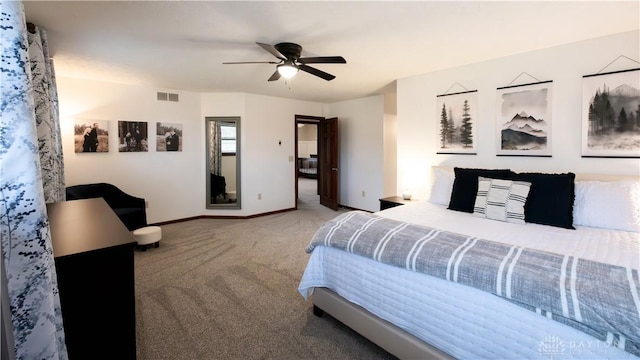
[[221, 123, 236, 155]]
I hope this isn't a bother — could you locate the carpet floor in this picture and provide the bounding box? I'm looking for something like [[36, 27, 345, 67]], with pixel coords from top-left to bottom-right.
[[134, 178, 396, 359]]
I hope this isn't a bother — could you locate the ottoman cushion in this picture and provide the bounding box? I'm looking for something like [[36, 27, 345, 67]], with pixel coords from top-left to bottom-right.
[[132, 226, 162, 246]]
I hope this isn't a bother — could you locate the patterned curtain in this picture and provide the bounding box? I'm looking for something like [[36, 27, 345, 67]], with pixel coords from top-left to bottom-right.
[[209, 120, 222, 175], [0, 2, 68, 360], [27, 22, 65, 202]]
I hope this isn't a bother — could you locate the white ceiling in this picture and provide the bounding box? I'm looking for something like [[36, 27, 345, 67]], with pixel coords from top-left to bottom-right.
[[23, 1, 639, 103]]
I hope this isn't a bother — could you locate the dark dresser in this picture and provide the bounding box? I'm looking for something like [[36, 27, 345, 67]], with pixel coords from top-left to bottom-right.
[[47, 198, 136, 360]]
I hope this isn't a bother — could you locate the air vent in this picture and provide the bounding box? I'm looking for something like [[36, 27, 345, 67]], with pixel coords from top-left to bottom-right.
[[157, 92, 179, 102]]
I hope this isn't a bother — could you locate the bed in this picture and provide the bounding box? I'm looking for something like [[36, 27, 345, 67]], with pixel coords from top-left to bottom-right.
[[298, 167, 640, 359], [298, 156, 318, 178]]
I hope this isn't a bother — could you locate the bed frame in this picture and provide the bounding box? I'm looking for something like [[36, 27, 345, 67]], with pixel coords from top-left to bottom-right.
[[310, 167, 639, 359], [312, 287, 453, 359]]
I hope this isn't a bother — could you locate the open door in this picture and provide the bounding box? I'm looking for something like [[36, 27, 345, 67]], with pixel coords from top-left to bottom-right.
[[319, 117, 339, 210]]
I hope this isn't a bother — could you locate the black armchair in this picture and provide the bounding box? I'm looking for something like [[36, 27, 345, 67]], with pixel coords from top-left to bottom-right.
[[65, 183, 147, 231], [210, 173, 226, 201]]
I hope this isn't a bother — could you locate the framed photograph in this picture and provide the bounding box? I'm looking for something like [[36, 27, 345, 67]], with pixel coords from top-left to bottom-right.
[[496, 81, 552, 157], [118, 121, 148, 152], [156, 122, 183, 152], [74, 120, 108, 153], [581, 68, 640, 158], [436, 90, 478, 154]]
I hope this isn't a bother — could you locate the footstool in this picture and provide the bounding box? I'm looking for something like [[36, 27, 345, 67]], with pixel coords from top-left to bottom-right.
[[132, 226, 161, 251]]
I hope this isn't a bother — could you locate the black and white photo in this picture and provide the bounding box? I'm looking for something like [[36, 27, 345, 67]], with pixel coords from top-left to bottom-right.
[[118, 121, 148, 152], [157, 122, 183, 152], [74, 120, 108, 153]]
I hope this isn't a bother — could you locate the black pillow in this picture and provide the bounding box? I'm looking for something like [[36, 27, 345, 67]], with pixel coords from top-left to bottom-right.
[[508, 172, 576, 229], [448, 168, 511, 213]]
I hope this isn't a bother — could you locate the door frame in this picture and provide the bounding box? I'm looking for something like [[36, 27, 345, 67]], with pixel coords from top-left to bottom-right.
[[294, 115, 323, 210]]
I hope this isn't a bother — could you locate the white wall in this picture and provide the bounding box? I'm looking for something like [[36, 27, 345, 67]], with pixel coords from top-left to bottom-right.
[[383, 109, 398, 198], [298, 123, 317, 158], [243, 94, 323, 213], [221, 156, 236, 192], [397, 30, 640, 201], [58, 30, 632, 220], [58, 77, 203, 224], [324, 95, 386, 212], [297, 141, 317, 158], [201, 93, 323, 216], [60, 83, 325, 222]]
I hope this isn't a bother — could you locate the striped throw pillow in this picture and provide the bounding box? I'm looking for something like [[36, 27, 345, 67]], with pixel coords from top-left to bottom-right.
[[473, 177, 531, 224]]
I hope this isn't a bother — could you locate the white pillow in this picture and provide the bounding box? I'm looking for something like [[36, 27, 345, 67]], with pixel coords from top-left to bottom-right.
[[573, 181, 640, 232], [428, 168, 454, 206], [473, 177, 531, 224]]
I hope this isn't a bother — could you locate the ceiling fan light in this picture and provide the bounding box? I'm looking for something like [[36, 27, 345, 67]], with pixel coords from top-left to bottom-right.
[[277, 63, 298, 79]]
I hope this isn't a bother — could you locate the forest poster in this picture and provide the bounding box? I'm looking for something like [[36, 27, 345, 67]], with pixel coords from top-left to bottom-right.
[[496, 81, 552, 157], [582, 68, 640, 158], [435, 90, 477, 154]]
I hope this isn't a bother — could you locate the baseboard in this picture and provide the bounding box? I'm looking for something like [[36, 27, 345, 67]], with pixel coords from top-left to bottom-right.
[[149, 207, 296, 225], [150, 216, 201, 226], [151, 204, 373, 226], [338, 204, 372, 213]]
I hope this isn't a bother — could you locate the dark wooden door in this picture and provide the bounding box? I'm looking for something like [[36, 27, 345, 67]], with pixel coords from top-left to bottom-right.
[[319, 117, 339, 210]]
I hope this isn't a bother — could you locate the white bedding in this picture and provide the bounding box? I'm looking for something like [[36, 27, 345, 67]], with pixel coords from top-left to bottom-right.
[[380, 201, 639, 268], [298, 201, 639, 359]]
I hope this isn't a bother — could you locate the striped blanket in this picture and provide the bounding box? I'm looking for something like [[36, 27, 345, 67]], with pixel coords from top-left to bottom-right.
[[306, 211, 640, 356]]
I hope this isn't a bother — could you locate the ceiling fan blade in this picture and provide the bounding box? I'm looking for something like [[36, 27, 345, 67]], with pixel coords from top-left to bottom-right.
[[299, 65, 336, 81], [256, 42, 286, 61], [268, 70, 281, 82], [298, 56, 346, 64], [222, 61, 280, 64]]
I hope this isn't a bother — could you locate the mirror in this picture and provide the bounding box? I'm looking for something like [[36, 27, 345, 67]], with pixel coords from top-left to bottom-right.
[[206, 116, 241, 209]]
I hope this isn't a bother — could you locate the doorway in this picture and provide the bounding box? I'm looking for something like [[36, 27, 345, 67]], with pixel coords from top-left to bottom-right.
[[295, 115, 339, 211], [295, 115, 321, 209]]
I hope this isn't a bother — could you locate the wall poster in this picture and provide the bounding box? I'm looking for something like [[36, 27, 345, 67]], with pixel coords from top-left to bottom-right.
[[156, 122, 183, 152], [435, 90, 478, 154], [74, 119, 109, 153], [581, 68, 640, 158], [496, 81, 552, 157], [118, 121, 148, 152]]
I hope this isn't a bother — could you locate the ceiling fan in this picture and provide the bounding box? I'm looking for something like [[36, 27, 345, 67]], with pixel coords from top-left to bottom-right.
[[223, 42, 346, 81]]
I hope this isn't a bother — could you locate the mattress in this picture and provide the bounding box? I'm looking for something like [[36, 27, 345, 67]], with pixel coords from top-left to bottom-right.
[[379, 201, 638, 268], [298, 201, 639, 359]]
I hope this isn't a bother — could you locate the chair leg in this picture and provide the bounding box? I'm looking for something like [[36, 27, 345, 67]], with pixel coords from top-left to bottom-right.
[[154, 241, 160, 248]]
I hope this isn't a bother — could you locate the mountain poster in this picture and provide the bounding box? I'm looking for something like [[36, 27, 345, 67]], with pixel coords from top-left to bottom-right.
[[496, 81, 552, 156]]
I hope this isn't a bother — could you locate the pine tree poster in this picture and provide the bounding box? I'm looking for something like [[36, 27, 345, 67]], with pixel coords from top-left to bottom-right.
[[435, 90, 478, 154], [582, 68, 640, 158]]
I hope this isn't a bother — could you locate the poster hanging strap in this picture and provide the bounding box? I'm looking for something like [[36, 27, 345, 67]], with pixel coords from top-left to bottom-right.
[[507, 72, 541, 86], [498, 72, 551, 90], [437, 82, 476, 97], [596, 55, 640, 74], [583, 55, 640, 78]]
